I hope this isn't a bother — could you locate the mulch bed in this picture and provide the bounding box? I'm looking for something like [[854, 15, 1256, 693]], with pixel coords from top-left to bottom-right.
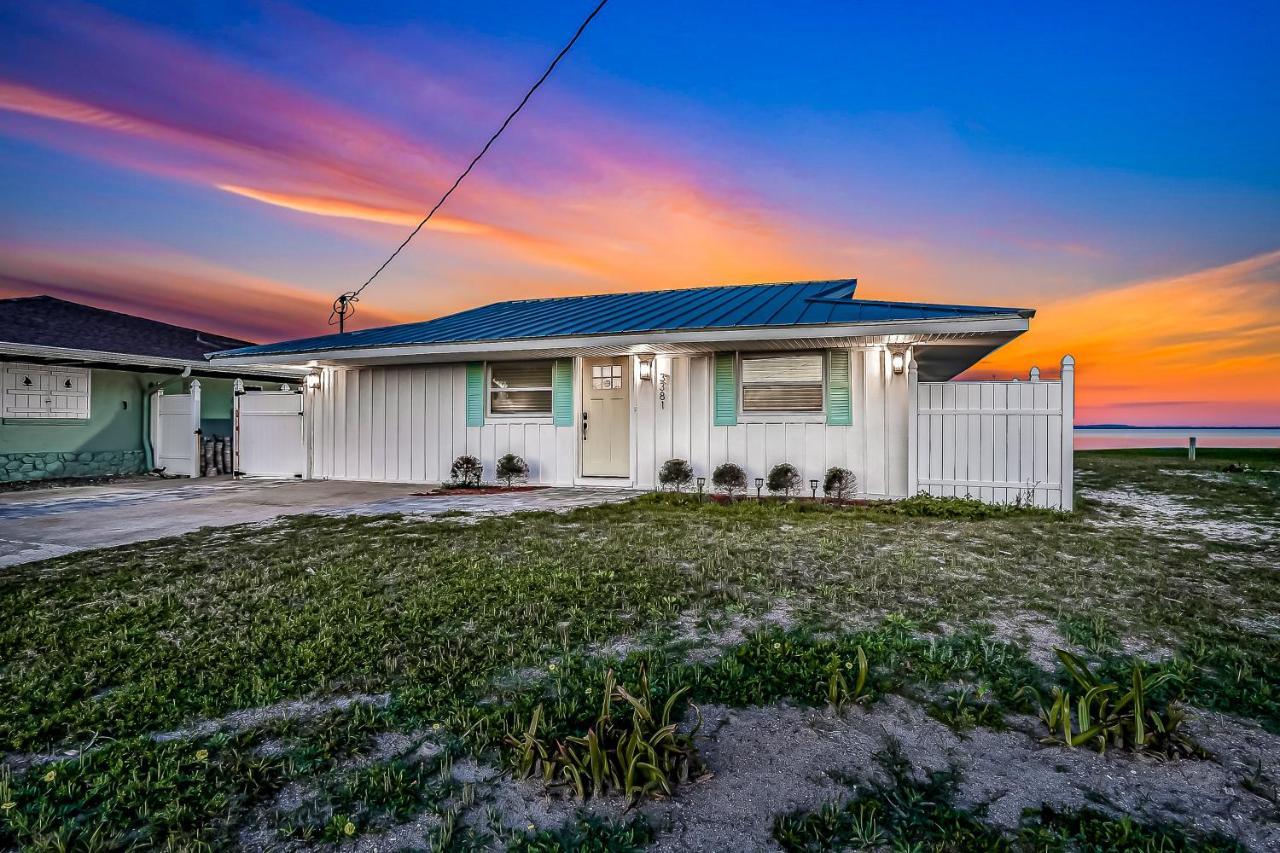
[[701, 494, 871, 506], [410, 485, 549, 497]]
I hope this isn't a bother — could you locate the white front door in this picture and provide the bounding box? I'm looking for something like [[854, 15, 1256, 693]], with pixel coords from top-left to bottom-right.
[[581, 357, 630, 477]]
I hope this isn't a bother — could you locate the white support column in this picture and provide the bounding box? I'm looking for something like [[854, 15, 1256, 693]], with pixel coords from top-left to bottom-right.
[[189, 379, 202, 478], [149, 388, 163, 471], [906, 356, 919, 497], [1060, 355, 1075, 510]]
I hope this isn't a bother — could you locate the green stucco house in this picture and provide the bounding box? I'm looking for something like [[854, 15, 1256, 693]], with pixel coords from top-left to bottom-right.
[[1, 296, 299, 483]]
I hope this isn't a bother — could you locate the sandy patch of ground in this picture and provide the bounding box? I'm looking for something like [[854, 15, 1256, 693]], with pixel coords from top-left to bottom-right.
[[1083, 487, 1275, 543]]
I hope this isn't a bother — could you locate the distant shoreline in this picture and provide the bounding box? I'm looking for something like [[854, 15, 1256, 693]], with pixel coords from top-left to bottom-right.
[[1073, 426, 1280, 450], [1077, 425, 1280, 431]]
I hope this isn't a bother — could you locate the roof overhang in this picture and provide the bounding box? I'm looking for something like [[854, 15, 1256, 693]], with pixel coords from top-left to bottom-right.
[[0, 341, 309, 381], [209, 314, 1029, 380]]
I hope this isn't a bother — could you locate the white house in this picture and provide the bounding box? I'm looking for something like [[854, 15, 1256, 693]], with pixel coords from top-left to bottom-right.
[[212, 279, 1075, 508]]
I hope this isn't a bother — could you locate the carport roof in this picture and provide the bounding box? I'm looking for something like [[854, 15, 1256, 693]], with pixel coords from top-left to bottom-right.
[[212, 279, 1034, 360]]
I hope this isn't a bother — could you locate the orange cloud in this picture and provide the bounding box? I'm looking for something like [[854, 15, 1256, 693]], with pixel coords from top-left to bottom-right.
[[969, 250, 1280, 425], [215, 185, 488, 234]]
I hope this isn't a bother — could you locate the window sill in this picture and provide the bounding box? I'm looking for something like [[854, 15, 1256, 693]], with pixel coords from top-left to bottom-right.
[[736, 412, 827, 425], [485, 415, 555, 425], [2, 417, 90, 426]]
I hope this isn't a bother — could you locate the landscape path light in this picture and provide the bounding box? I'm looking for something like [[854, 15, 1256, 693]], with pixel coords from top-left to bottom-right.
[[810, 479, 819, 499], [755, 477, 764, 499]]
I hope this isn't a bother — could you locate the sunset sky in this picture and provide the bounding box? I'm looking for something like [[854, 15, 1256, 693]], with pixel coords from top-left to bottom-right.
[[1, 1, 1277, 425]]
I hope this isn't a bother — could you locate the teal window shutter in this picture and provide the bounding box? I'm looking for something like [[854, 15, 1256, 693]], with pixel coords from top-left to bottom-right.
[[826, 349, 852, 425], [552, 359, 574, 426], [466, 362, 485, 427], [713, 353, 737, 426]]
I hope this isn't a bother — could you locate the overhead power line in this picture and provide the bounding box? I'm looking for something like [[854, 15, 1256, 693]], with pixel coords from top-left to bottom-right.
[[330, 0, 612, 331]]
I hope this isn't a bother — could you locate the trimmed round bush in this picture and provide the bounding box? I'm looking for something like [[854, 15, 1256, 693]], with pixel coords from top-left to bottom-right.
[[823, 466, 856, 501], [658, 458, 694, 492], [711, 462, 747, 497], [496, 453, 529, 487], [767, 462, 802, 496], [449, 454, 483, 487]]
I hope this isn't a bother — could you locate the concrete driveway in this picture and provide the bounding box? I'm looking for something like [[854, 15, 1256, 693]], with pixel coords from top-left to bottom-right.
[[0, 478, 639, 567]]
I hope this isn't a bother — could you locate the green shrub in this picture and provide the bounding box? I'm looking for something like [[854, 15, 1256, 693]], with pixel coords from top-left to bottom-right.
[[888, 493, 1061, 519], [657, 458, 694, 492], [505, 666, 704, 803], [1020, 649, 1197, 757], [823, 466, 855, 500], [449, 454, 483, 487], [767, 463, 802, 496], [711, 462, 747, 497], [496, 453, 530, 487]]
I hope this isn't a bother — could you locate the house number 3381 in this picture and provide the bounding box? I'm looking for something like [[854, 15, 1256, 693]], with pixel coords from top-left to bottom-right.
[[658, 372, 669, 409]]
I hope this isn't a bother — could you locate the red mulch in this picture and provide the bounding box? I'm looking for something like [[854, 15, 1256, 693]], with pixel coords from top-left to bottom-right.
[[410, 485, 549, 497]]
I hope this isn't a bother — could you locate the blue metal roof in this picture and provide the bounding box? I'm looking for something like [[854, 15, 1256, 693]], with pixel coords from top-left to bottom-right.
[[213, 279, 1033, 359]]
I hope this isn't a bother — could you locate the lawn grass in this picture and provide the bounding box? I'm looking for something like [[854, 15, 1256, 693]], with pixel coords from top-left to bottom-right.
[[0, 449, 1276, 849]]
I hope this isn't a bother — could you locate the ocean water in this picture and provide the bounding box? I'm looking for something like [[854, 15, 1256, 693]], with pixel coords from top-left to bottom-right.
[[1075, 428, 1280, 450]]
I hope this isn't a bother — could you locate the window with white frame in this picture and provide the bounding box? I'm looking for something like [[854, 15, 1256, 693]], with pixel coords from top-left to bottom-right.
[[740, 352, 824, 413], [489, 360, 553, 416], [3, 363, 91, 419]]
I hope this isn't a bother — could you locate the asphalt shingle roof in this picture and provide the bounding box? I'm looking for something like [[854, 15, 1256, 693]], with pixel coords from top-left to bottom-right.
[[214, 279, 1033, 359], [1, 295, 252, 361]]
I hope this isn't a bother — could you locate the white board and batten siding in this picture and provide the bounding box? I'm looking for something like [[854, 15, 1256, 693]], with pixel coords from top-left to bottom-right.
[[633, 350, 909, 497], [309, 348, 912, 499], [311, 364, 575, 485], [909, 356, 1074, 509]]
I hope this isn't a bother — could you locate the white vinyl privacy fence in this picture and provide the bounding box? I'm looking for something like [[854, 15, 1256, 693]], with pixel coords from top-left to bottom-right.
[[909, 356, 1074, 509], [152, 380, 201, 477]]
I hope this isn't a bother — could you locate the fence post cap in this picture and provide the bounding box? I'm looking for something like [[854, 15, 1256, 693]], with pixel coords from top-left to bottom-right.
[[1029, 366, 1040, 381], [1061, 354, 1076, 368]]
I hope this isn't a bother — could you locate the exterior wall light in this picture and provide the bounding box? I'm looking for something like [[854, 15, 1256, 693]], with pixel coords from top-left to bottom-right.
[[890, 350, 906, 375], [305, 373, 321, 390], [638, 357, 654, 381]]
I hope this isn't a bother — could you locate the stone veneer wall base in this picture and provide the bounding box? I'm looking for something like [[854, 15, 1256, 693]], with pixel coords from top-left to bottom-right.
[[0, 450, 147, 483]]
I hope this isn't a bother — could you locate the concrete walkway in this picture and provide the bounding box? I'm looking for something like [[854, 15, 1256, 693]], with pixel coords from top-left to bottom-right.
[[0, 478, 640, 567]]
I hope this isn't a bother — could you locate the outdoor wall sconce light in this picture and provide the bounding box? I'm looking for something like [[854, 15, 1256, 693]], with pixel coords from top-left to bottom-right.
[[305, 373, 321, 390], [755, 477, 764, 499], [810, 479, 819, 499], [890, 350, 906, 375], [638, 357, 654, 381]]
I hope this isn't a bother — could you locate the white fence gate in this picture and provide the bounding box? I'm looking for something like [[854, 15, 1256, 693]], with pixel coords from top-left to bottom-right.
[[909, 356, 1074, 509], [153, 381, 201, 477], [235, 387, 305, 478]]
